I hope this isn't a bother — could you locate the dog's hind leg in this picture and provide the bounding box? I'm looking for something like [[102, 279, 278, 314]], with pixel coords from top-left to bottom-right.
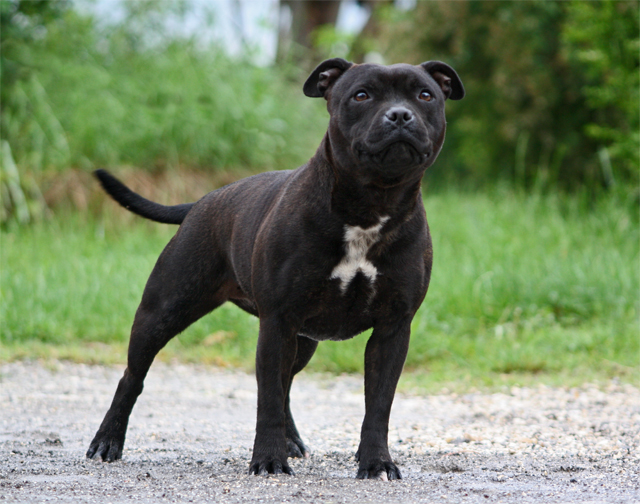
[[87, 233, 229, 462], [284, 335, 318, 458]]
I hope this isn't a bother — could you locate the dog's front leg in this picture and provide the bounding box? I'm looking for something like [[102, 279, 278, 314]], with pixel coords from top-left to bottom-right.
[[356, 318, 411, 480], [249, 315, 298, 475]]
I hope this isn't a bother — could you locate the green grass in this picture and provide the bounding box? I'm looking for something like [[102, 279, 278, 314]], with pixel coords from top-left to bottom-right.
[[1, 188, 638, 391]]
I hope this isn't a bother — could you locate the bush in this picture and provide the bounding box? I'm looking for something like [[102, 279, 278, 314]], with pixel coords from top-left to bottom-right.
[[374, 1, 639, 191], [0, 1, 327, 223]]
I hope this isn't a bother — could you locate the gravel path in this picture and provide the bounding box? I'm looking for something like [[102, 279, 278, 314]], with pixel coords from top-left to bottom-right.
[[1, 361, 638, 503]]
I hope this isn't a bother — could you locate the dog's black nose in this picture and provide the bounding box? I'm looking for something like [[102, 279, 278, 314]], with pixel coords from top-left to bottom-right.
[[384, 107, 414, 126]]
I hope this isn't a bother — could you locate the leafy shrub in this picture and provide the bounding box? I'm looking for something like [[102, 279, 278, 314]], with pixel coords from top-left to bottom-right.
[[374, 1, 639, 191], [1, 1, 327, 223]]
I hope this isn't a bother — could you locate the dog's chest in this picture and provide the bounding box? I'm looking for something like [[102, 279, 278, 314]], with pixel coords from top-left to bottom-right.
[[330, 216, 389, 293], [298, 217, 389, 342]]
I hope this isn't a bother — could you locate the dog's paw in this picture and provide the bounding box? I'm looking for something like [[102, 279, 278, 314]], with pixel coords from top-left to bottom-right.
[[286, 436, 310, 459], [249, 456, 295, 476], [86, 432, 124, 462], [356, 460, 402, 481]]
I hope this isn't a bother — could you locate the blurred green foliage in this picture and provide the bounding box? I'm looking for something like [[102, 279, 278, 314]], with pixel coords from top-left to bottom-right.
[[0, 0, 69, 223], [0, 0, 326, 223], [1, 0, 638, 226], [375, 0, 639, 191], [562, 1, 639, 185]]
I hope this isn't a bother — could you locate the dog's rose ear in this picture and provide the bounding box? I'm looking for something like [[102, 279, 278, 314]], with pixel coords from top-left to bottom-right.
[[303, 58, 354, 98], [420, 61, 465, 100]]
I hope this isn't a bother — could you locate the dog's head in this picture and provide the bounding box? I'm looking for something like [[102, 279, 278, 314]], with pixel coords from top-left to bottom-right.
[[304, 59, 464, 186]]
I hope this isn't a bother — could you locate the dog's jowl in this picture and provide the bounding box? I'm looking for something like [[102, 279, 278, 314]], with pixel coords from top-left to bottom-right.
[[87, 59, 464, 480]]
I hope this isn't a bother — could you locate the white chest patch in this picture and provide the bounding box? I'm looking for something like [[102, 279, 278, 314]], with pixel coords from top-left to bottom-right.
[[330, 216, 390, 293]]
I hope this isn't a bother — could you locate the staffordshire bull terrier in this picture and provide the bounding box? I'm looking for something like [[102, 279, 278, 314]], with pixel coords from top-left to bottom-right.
[[87, 58, 464, 480]]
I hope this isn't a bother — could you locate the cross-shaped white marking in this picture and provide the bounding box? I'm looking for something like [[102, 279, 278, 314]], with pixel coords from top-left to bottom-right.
[[330, 216, 389, 293]]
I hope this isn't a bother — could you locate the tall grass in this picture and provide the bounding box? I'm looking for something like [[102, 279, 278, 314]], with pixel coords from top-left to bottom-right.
[[406, 187, 639, 381], [1, 188, 637, 388], [2, 6, 327, 223], [4, 28, 326, 173]]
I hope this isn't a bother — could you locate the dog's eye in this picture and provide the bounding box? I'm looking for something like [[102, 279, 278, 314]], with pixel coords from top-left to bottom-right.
[[419, 90, 432, 102], [354, 91, 369, 102]]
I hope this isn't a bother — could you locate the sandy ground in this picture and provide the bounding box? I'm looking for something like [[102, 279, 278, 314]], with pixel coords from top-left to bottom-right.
[[0, 361, 638, 503]]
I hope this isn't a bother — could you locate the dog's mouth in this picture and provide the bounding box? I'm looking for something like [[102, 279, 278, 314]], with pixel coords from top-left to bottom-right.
[[357, 139, 429, 169], [376, 141, 422, 164]]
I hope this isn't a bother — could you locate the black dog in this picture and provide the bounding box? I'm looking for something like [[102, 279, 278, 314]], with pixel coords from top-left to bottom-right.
[[87, 58, 464, 480]]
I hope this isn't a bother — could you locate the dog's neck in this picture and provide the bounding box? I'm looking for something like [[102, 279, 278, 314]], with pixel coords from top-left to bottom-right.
[[316, 133, 424, 228]]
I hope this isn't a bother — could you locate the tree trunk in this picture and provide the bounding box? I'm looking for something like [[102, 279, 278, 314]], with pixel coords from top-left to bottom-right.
[[277, 0, 341, 65]]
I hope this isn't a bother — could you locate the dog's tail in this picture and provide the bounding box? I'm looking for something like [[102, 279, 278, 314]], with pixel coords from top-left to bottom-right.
[[94, 169, 194, 225]]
